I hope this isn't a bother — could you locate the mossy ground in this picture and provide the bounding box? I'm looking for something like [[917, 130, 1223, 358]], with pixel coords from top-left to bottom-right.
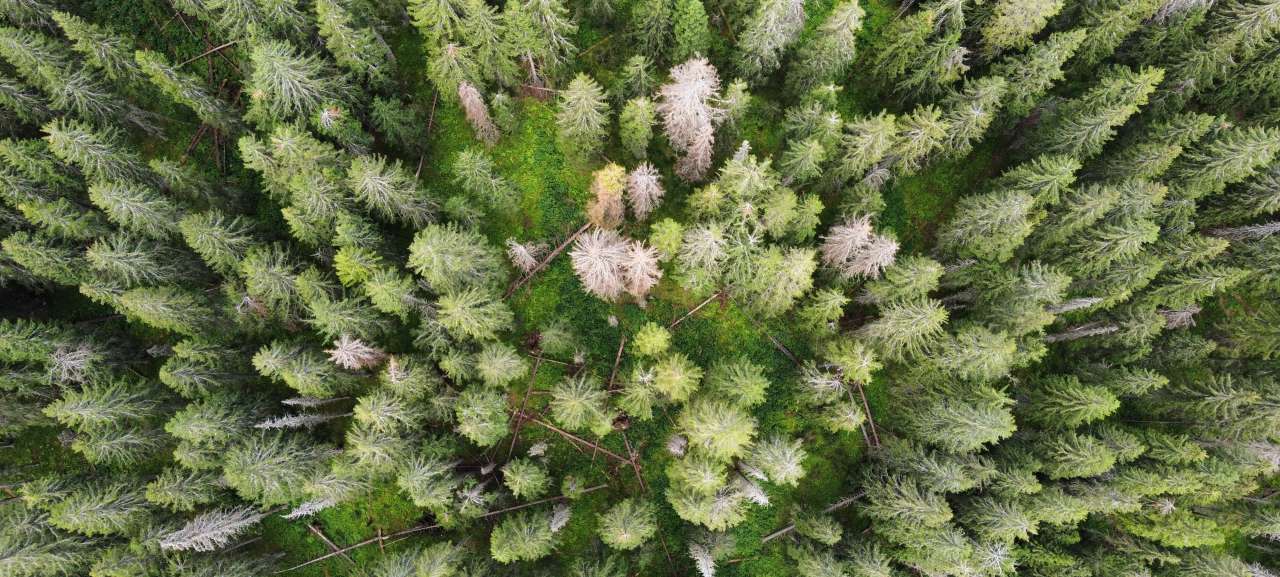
[[0, 1, 1004, 575]]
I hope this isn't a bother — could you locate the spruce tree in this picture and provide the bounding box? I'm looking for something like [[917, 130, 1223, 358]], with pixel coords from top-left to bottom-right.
[[223, 434, 333, 506], [51, 11, 140, 84], [347, 154, 436, 226], [502, 458, 551, 499], [1169, 125, 1280, 203], [408, 223, 506, 293], [206, 0, 307, 39], [460, 0, 519, 87], [895, 31, 969, 103], [490, 510, 558, 563], [939, 76, 1008, 160], [831, 111, 896, 188], [866, 8, 935, 91], [990, 153, 1080, 208], [747, 435, 807, 485], [932, 325, 1018, 382], [453, 386, 507, 447], [860, 255, 943, 305], [550, 373, 611, 434], [47, 482, 149, 537], [862, 473, 953, 528], [1038, 431, 1117, 479], [1, 231, 85, 286], [427, 42, 480, 101], [316, 0, 393, 86], [1032, 66, 1164, 160], [1067, 0, 1162, 74], [117, 286, 213, 336], [786, 1, 863, 94], [628, 0, 674, 62], [520, 0, 578, 74], [598, 499, 657, 550], [409, 0, 467, 44], [1022, 375, 1120, 428], [678, 397, 756, 461], [87, 233, 200, 287], [670, 0, 710, 62], [1027, 180, 1125, 252], [735, 0, 805, 82], [437, 287, 513, 341], [978, 0, 1065, 57], [619, 96, 655, 159], [246, 41, 351, 123], [738, 239, 812, 305], [0, 73, 50, 125], [42, 118, 149, 183], [905, 383, 1017, 453], [858, 299, 948, 362], [989, 29, 1086, 122], [889, 104, 948, 175], [556, 73, 609, 160], [652, 352, 702, 402], [938, 189, 1040, 263], [453, 148, 517, 211]]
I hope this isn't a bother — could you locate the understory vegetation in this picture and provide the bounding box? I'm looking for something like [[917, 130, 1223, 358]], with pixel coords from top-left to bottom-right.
[[2, 0, 1280, 576]]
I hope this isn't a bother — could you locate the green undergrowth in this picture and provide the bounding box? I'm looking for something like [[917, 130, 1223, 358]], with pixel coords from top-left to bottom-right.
[[881, 137, 1007, 252]]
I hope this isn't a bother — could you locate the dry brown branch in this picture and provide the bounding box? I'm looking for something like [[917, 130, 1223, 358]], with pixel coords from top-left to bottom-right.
[[668, 290, 722, 329], [171, 11, 240, 73], [307, 524, 353, 565], [656, 527, 678, 577], [760, 492, 865, 544], [506, 355, 544, 459], [516, 411, 630, 463], [528, 354, 572, 367], [506, 222, 591, 298], [181, 124, 209, 160], [766, 333, 801, 366], [606, 335, 626, 389], [278, 485, 608, 573], [620, 430, 648, 493], [178, 40, 239, 67], [852, 380, 880, 447]]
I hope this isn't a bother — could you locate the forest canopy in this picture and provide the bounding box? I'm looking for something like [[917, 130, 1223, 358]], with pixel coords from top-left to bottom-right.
[[2, 0, 1280, 577]]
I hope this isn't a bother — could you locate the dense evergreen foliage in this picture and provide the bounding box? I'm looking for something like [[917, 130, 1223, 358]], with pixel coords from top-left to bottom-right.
[[2, 1, 1280, 577]]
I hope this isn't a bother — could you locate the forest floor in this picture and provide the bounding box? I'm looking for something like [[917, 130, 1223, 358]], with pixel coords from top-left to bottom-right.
[[0, 0, 1015, 575]]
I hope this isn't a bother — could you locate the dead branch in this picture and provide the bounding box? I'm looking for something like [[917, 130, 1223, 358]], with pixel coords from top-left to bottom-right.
[[505, 222, 591, 298], [606, 335, 626, 390], [307, 524, 353, 565], [179, 40, 239, 67], [766, 333, 801, 366], [760, 492, 865, 544], [528, 354, 572, 366], [506, 355, 544, 459], [181, 124, 209, 160], [276, 485, 608, 573], [516, 411, 630, 463], [620, 430, 648, 493], [852, 381, 880, 447], [668, 290, 722, 329]]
